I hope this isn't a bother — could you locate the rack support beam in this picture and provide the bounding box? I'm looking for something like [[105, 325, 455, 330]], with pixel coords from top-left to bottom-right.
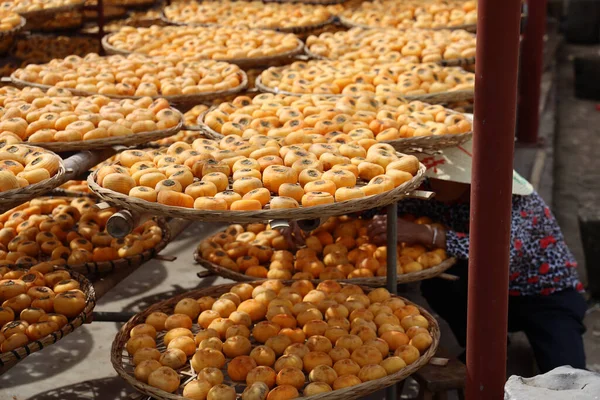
[[467, 0, 522, 399], [516, 0, 547, 143], [385, 202, 398, 399]]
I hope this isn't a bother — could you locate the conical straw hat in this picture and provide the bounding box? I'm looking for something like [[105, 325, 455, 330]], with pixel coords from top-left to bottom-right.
[[415, 138, 534, 196]]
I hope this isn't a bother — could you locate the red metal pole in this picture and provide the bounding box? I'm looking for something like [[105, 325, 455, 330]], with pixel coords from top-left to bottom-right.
[[516, 0, 547, 143], [467, 0, 522, 399]]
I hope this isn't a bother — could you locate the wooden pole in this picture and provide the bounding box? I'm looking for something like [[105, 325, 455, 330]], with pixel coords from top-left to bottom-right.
[[385, 202, 398, 399], [467, 0, 522, 398], [516, 0, 547, 143]]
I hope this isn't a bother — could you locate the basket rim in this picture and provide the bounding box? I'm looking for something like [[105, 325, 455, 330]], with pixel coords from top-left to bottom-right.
[[97, 0, 157, 9], [110, 280, 440, 400], [66, 216, 172, 276], [15, 0, 86, 19], [337, 15, 477, 32], [196, 103, 474, 151], [382, 131, 473, 152], [87, 158, 426, 223], [0, 265, 96, 372], [263, 0, 349, 4], [0, 16, 26, 39], [255, 74, 475, 103], [195, 249, 457, 285], [161, 8, 336, 35], [10, 68, 249, 104], [0, 212, 171, 276], [25, 108, 183, 152], [304, 45, 476, 67], [101, 30, 305, 68], [0, 146, 66, 210]]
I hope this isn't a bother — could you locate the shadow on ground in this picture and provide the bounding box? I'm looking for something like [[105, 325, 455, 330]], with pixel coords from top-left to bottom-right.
[[24, 376, 133, 400], [0, 328, 94, 389]]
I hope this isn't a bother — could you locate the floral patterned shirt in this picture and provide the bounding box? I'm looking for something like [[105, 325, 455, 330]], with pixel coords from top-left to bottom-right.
[[364, 190, 582, 297]]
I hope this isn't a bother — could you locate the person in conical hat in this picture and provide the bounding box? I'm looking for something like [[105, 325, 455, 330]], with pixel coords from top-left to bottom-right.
[[366, 139, 586, 373]]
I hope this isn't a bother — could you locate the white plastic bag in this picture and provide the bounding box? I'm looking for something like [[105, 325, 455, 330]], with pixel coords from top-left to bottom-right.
[[504, 366, 600, 400]]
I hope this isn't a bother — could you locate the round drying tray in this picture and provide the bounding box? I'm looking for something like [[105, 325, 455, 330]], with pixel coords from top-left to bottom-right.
[[15, 1, 85, 19], [303, 47, 475, 68], [0, 16, 26, 55], [0, 16, 26, 39], [195, 249, 456, 286], [101, 33, 305, 69], [10, 71, 248, 106], [111, 280, 440, 400], [0, 148, 66, 213], [0, 266, 95, 374], [106, 0, 157, 10], [88, 161, 426, 223], [382, 131, 473, 152], [264, 0, 349, 4], [255, 75, 474, 104], [197, 105, 473, 152], [161, 11, 337, 35], [25, 108, 183, 152], [66, 217, 171, 276], [337, 16, 477, 32], [0, 215, 171, 277]]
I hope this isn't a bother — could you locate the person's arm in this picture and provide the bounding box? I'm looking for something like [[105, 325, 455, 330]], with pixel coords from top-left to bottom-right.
[[367, 215, 470, 259]]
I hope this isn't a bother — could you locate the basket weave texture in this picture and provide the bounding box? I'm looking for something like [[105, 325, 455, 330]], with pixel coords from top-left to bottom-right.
[[87, 160, 426, 223], [255, 75, 474, 104], [28, 108, 183, 152], [111, 281, 440, 400], [0, 266, 96, 374], [197, 105, 473, 152], [337, 16, 477, 32], [16, 1, 85, 19], [10, 72, 249, 106], [101, 33, 305, 69], [195, 251, 456, 286], [0, 147, 66, 213]]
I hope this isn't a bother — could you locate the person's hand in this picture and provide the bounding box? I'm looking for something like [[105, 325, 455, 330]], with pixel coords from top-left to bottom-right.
[[279, 221, 306, 251], [367, 215, 433, 246]]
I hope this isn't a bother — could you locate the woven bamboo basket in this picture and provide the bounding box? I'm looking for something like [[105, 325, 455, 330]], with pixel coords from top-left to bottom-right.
[[87, 159, 426, 223], [0, 215, 171, 276], [0, 266, 96, 374], [16, 1, 85, 20], [26, 108, 183, 152], [197, 104, 473, 152], [255, 75, 474, 104], [337, 16, 477, 32], [264, 0, 349, 4], [382, 131, 473, 152], [161, 11, 336, 35], [107, 0, 157, 10], [111, 281, 440, 400], [22, 2, 85, 32], [0, 148, 66, 213], [101, 33, 305, 69], [195, 249, 456, 286], [67, 217, 171, 276], [383, 110, 473, 152], [10, 72, 248, 106], [303, 47, 475, 69], [0, 17, 26, 55]]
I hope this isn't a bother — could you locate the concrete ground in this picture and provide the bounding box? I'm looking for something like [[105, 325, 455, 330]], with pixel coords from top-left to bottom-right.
[[554, 43, 600, 373], [2, 39, 600, 400]]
